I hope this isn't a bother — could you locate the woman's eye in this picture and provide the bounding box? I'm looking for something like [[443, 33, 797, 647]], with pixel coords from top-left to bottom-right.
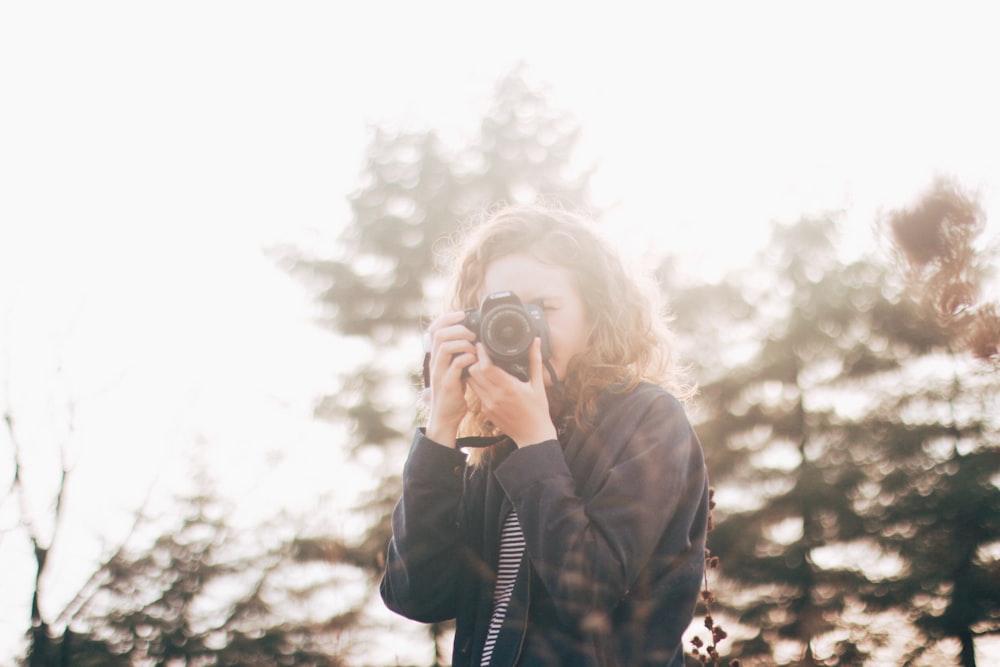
[[531, 297, 557, 312]]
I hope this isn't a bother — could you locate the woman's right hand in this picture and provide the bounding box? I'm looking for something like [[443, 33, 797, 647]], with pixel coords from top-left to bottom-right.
[[424, 310, 478, 448]]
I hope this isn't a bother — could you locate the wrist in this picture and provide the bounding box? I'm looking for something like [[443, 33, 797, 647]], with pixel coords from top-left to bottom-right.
[[512, 424, 558, 448], [426, 416, 461, 449]]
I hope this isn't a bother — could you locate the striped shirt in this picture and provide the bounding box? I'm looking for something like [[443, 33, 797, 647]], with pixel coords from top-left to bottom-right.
[[480, 509, 526, 666]]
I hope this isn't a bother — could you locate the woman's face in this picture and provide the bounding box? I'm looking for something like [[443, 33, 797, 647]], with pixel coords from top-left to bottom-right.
[[480, 252, 590, 387]]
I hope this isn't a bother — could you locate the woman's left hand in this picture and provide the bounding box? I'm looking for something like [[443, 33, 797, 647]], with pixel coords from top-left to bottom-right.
[[466, 337, 557, 447]]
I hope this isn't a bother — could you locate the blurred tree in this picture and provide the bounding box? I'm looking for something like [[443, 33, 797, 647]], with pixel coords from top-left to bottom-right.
[[864, 181, 1000, 667], [4, 386, 356, 667], [283, 65, 595, 661], [664, 214, 999, 666], [3, 388, 101, 667], [301, 63, 593, 344], [884, 177, 999, 367], [59, 483, 357, 667]]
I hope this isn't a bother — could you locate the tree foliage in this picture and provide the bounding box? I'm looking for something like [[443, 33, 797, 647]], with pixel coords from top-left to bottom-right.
[[298, 64, 593, 346], [886, 177, 999, 365], [4, 385, 357, 667], [30, 486, 359, 667], [666, 212, 1000, 666]]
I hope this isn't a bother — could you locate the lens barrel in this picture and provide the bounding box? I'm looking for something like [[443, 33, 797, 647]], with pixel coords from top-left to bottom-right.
[[481, 306, 533, 358]]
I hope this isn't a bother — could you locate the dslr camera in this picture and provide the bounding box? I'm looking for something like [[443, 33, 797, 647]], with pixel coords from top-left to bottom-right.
[[464, 291, 552, 381]]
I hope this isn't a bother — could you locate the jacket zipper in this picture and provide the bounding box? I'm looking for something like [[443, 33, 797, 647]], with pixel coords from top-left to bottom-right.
[[509, 559, 529, 666]]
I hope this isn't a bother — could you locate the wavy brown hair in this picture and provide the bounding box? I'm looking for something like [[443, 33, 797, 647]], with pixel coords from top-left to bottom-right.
[[438, 203, 692, 465]]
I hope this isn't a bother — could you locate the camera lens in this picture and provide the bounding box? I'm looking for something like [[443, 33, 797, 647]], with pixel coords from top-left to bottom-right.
[[482, 307, 533, 358]]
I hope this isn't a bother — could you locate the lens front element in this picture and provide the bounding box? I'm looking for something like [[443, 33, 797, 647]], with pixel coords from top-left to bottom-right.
[[482, 307, 533, 358]]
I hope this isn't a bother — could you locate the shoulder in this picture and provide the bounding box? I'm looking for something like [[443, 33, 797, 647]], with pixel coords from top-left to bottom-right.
[[596, 381, 688, 424], [569, 382, 705, 491], [578, 382, 698, 459]]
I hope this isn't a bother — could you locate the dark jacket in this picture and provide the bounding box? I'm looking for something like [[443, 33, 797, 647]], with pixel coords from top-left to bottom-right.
[[380, 383, 709, 666]]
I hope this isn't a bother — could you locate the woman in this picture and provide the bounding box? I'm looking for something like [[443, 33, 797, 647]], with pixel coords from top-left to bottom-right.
[[380, 204, 710, 666]]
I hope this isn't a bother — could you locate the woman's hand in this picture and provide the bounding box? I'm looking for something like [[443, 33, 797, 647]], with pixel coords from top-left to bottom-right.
[[467, 337, 557, 447], [424, 311, 478, 448]]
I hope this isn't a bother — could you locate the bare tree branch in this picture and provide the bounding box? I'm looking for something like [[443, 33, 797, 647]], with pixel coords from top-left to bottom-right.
[[52, 479, 158, 629], [48, 396, 75, 559], [1, 408, 21, 544], [5, 410, 43, 550]]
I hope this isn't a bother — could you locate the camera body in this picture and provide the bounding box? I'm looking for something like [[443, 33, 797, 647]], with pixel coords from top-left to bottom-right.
[[464, 291, 552, 381]]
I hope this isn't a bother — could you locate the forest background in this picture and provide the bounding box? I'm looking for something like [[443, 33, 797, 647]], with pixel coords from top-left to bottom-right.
[[1, 2, 998, 666]]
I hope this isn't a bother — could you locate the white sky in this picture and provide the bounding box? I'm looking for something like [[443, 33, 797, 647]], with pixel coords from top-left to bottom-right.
[[2, 1, 999, 664]]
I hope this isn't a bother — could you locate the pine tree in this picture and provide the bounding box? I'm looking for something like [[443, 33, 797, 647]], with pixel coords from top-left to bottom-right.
[[863, 180, 1000, 667], [665, 213, 1000, 666]]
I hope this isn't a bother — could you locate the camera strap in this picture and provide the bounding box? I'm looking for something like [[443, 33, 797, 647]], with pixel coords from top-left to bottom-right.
[[543, 359, 563, 393], [456, 435, 509, 449]]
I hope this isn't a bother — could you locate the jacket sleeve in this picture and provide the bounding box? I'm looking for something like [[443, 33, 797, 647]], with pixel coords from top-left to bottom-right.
[[493, 388, 708, 628], [379, 430, 472, 623]]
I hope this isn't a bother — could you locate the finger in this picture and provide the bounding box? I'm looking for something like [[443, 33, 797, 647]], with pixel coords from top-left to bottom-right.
[[466, 347, 499, 392], [424, 311, 470, 352], [474, 342, 494, 371], [465, 369, 498, 418], [430, 324, 476, 358], [464, 366, 486, 398], [445, 352, 478, 380], [529, 337, 545, 390], [474, 342, 514, 387], [436, 338, 477, 358], [426, 310, 467, 334], [429, 329, 476, 370], [431, 340, 477, 381]]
